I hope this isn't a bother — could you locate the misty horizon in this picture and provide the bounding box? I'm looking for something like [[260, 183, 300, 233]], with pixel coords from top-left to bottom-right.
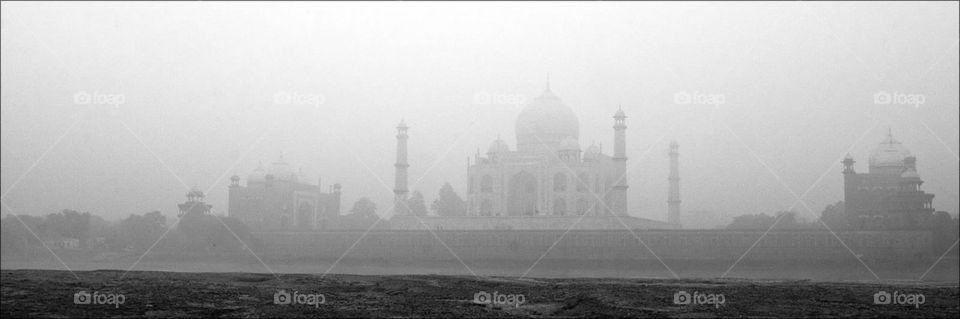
[[2, 2, 958, 227]]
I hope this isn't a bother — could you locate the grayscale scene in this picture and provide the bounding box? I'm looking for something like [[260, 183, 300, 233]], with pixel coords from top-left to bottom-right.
[[1, 1, 958, 318]]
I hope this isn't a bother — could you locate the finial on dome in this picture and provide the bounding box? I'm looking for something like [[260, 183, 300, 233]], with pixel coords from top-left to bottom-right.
[[614, 105, 627, 118]]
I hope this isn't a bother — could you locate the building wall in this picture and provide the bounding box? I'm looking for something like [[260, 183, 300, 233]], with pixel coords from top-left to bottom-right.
[[844, 171, 935, 230], [467, 154, 616, 217], [390, 215, 678, 231], [252, 230, 934, 261]]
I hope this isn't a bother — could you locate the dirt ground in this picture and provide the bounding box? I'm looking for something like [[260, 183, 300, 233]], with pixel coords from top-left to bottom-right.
[[1, 269, 957, 318]]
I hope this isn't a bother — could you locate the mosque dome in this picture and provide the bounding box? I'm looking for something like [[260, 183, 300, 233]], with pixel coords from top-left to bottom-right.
[[515, 86, 579, 152], [487, 137, 510, 154], [869, 130, 911, 168]]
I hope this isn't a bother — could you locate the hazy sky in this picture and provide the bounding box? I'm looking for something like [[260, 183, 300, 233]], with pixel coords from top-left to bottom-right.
[[2, 2, 958, 227]]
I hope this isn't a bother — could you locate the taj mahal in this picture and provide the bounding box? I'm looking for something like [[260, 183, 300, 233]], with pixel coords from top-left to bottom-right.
[[390, 84, 679, 230]]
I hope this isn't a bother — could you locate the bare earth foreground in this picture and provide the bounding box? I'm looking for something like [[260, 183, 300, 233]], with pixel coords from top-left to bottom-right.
[[1, 270, 957, 318]]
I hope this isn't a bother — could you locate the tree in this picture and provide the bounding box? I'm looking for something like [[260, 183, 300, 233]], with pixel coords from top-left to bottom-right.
[[727, 213, 776, 230], [349, 197, 378, 219], [45, 209, 91, 240], [111, 211, 168, 251], [819, 201, 848, 230], [432, 182, 465, 217], [406, 191, 428, 217]]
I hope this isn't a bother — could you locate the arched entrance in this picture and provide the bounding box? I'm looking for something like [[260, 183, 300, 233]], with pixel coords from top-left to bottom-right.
[[508, 171, 538, 216]]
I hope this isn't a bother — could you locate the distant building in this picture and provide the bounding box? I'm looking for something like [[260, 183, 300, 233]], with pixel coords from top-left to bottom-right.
[[842, 130, 936, 230], [227, 156, 342, 231], [177, 188, 212, 218], [391, 84, 676, 230]]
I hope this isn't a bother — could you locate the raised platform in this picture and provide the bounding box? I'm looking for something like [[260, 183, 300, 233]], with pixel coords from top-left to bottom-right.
[[388, 215, 677, 230]]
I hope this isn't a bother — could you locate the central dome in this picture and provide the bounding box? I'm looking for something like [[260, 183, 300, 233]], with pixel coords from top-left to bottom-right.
[[515, 87, 579, 152]]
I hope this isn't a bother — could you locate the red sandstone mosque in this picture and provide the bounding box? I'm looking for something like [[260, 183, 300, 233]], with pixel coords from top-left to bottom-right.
[[842, 130, 937, 230]]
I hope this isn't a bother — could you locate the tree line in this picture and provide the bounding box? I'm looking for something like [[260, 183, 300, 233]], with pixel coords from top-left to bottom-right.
[[1, 209, 253, 256]]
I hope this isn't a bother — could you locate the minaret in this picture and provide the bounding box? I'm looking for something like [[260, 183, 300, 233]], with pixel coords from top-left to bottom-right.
[[394, 119, 410, 215], [667, 140, 681, 226], [610, 106, 628, 216]]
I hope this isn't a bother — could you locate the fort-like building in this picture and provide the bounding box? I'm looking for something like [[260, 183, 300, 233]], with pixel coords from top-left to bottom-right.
[[391, 85, 677, 230], [227, 157, 342, 231], [177, 188, 212, 218], [842, 130, 936, 230]]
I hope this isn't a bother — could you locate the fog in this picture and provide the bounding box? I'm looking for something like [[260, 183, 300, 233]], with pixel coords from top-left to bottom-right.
[[2, 2, 958, 226]]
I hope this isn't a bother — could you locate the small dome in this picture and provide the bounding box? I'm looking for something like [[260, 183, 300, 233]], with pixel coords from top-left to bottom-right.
[[559, 137, 580, 151], [487, 138, 510, 154], [248, 163, 266, 182], [585, 143, 600, 154], [869, 130, 911, 168]]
